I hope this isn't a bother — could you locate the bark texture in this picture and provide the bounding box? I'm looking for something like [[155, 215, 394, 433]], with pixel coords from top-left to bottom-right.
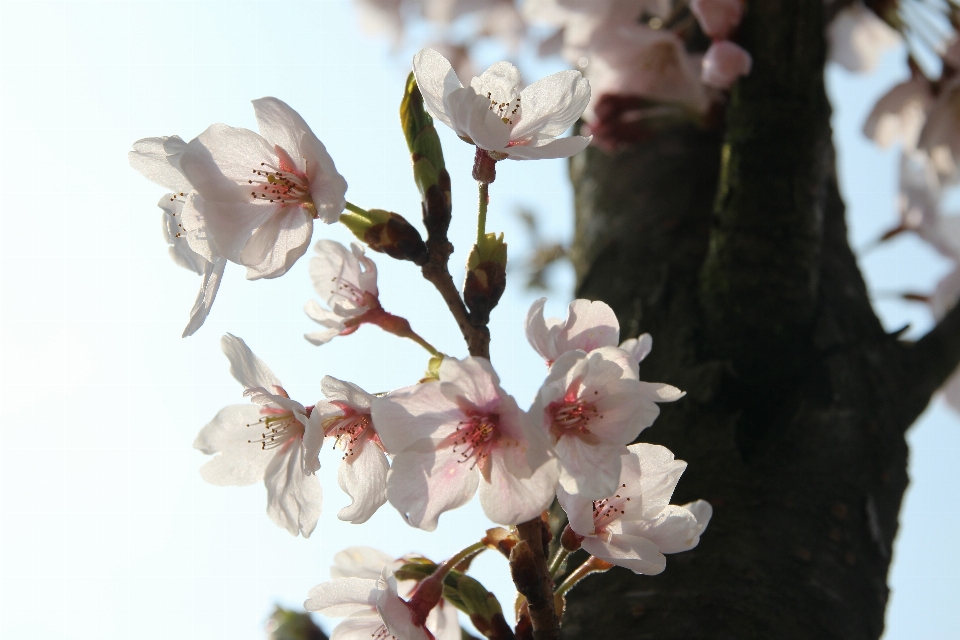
[[558, 1, 960, 638]]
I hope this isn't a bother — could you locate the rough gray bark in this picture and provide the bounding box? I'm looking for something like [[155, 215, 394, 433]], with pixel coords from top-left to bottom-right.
[[558, 1, 960, 638]]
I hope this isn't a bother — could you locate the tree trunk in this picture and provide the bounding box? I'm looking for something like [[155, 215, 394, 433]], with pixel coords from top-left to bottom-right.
[[559, 1, 960, 638]]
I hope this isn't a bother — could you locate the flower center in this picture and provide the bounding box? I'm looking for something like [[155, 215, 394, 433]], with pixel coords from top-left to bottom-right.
[[372, 625, 398, 640], [592, 483, 631, 533], [248, 162, 312, 204], [246, 407, 303, 450], [323, 411, 378, 460], [450, 410, 501, 470], [486, 91, 521, 126], [548, 389, 601, 439]]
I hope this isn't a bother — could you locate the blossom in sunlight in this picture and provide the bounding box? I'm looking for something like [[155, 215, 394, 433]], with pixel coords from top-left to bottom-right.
[[530, 347, 683, 499], [178, 97, 347, 280], [690, 0, 744, 40], [525, 297, 620, 366], [306, 566, 453, 640], [372, 357, 559, 530], [863, 77, 933, 150], [305, 239, 382, 345], [558, 443, 712, 575], [701, 40, 752, 90], [322, 546, 461, 640], [827, 3, 901, 73], [412, 47, 591, 160], [193, 334, 322, 537], [129, 135, 226, 337], [315, 376, 389, 524]]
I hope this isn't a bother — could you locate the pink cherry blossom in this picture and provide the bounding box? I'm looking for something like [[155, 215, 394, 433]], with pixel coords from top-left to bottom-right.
[[372, 357, 559, 530], [178, 97, 347, 280], [701, 40, 752, 90], [691, 0, 744, 40], [827, 3, 901, 73], [558, 443, 712, 575], [193, 334, 322, 537], [525, 297, 620, 366], [305, 240, 382, 345], [863, 77, 933, 151], [531, 347, 683, 499], [315, 376, 389, 524]]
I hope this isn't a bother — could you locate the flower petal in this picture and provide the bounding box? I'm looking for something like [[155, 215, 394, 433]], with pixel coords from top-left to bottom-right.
[[194, 404, 272, 486], [470, 60, 521, 102], [240, 205, 313, 280], [322, 376, 376, 409], [263, 442, 322, 537], [412, 48, 462, 131], [304, 576, 380, 615], [582, 533, 666, 575], [337, 439, 389, 524], [512, 70, 590, 140], [445, 86, 512, 151], [129, 135, 190, 193], [220, 333, 282, 390], [480, 453, 559, 525], [331, 547, 397, 580], [182, 255, 227, 338]]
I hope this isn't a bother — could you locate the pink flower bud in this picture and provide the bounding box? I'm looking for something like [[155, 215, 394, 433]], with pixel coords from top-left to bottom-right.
[[691, 0, 745, 40], [702, 40, 753, 89]]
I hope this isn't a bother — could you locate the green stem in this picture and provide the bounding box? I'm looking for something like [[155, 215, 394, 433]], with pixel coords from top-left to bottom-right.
[[405, 330, 440, 356], [434, 540, 488, 581], [477, 181, 489, 243], [344, 201, 367, 215], [547, 548, 570, 579]]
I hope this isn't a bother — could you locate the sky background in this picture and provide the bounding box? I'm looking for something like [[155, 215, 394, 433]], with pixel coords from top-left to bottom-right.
[[1, 1, 958, 638]]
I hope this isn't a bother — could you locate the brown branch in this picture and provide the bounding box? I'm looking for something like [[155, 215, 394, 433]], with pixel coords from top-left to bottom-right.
[[898, 297, 960, 422], [509, 519, 559, 640]]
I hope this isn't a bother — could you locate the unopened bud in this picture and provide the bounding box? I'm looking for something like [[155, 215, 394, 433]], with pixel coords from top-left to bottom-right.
[[464, 232, 507, 324], [401, 73, 452, 239], [483, 527, 519, 557], [560, 524, 584, 552], [340, 209, 428, 265]]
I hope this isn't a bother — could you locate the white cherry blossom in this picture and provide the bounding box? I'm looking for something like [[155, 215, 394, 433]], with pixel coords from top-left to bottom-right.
[[129, 135, 226, 337], [827, 3, 901, 73], [412, 47, 591, 160], [531, 347, 683, 499], [315, 376, 389, 524], [305, 239, 382, 345], [193, 334, 322, 537], [558, 443, 712, 575], [305, 567, 434, 640], [373, 357, 559, 530], [691, 0, 744, 40], [179, 97, 347, 280], [701, 40, 752, 90], [918, 77, 960, 184], [863, 77, 933, 150]]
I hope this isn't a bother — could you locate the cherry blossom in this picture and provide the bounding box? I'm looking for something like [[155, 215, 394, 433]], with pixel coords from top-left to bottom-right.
[[531, 347, 683, 499], [412, 47, 591, 160], [193, 334, 322, 537], [558, 443, 712, 575], [691, 0, 744, 40], [178, 97, 347, 280], [525, 297, 627, 365], [827, 3, 901, 74], [918, 77, 960, 184], [305, 239, 382, 345], [305, 567, 434, 640], [863, 77, 933, 151], [315, 376, 389, 524], [372, 357, 559, 530], [129, 136, 226, 337], [701, 40, 752, 90]]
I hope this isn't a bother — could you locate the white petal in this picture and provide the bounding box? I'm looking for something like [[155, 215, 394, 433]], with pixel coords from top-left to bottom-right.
[[194, 199, 277, 264], [470, 60, 521, 101], [331, 547, 397, 580], [624, 443, 687, 516], [240, 206, 313, 279], [445, 86, 512, 151], [512, 70, 590, 140], [182, 255, 227, 338], [437, 356, 505, 411], [252, 97, 313, 168], [480, 452, 559, 526], [386, 440, 479, 531], [427, 599, 462, 640], [582, 533, 666, 575], [627, 500, 712, 553], [304, 576, 379, 615], [322, 376, 376, 409], [378, 569, 432, 640], [129, 135, 190, 192], [412, 48, 462, 131], [525, 297, 558, 363], [264, 442, 322, 537], [504, 135, 592, 160], [556, 484, 598, 537], [558, 299, 620, 354], [337, 440, 389, 524], [556, 437, 626, 500], [220, 333, 282, 390], [302, 410, 324, 475], [371, 383, 462, 455], [194, 404, 272, 486], [619, 333, 652, 367], [180, 124, 274, 203], [328, 615, 385, 640]]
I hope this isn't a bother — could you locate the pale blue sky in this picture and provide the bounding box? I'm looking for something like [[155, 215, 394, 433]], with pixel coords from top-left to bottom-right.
[[0, 1, 956, 638]]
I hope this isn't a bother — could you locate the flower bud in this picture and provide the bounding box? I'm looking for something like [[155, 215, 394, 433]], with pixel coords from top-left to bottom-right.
[[560, 524, 584, 552], [401, 73, 452, 239], [340, 209, 428, 265], [441, 572, 512, 639], [464, 232, 507, 325]]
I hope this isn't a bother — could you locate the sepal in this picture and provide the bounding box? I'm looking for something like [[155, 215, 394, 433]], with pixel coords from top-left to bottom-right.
[[464, 232, 507, 324]]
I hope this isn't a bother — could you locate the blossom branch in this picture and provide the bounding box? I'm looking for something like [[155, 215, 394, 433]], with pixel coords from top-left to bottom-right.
[[899, 297, 960, 423], [510, 519, 560, 640]]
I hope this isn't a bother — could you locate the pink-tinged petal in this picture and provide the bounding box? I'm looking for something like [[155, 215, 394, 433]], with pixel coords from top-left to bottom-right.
[[327, 614, 385, 640], [428, 599, 462, 640], [512, 70, 591, 140], [304, 577, 380, 615], [480, 453, 559, 525], [582, 533, 666, 575], [556, 484, 598, 537], [556, 437, 626, 499], [322, 376, 376, 409], [386, 440, 479, 531], [863, 78, 931, 149], [503, 135, 592, 160], [641, 381, 685, 402], [240, 206, 313, 279], [331, 547, 397, 580], [377, 569, 432, 640], [264, 442, 322, 537], [559, 299, 620, 354], [627, 501, 712, 553], [182, 255, 226, 338], [194, 404, 271, 486], [626, 443, 687, 516], [525, 297, 558, 363], [311, 240, 379, 306], [413, 48, 463, 131], [337, 440, 389, 524], [828, 3, 901, 73], [437, 356, 504, 412], [702, 40, 752, 90], [470, 60, 521, 101], [180, 125, 275, 203], [445, 86, 512, 151], [619, 333, 653, 367], [221, 333, 282, 390], [690, 0, 744, 40], [372, 383, 462, 454], [129, 135, 190, 193]]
